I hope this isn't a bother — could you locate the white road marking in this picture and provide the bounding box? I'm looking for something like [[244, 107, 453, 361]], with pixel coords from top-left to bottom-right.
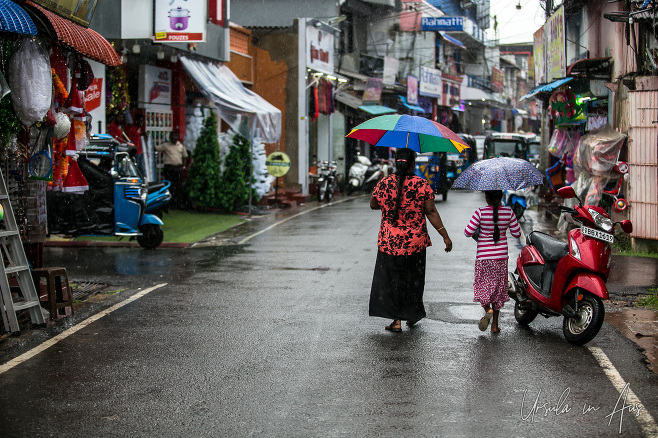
[[588, 346, 658, 436], [0, 283, 167, 375], [238, 197, 358, 244]]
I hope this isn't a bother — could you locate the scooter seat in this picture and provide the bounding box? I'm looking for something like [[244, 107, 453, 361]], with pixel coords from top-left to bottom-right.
[[528, 231, 569, 262]]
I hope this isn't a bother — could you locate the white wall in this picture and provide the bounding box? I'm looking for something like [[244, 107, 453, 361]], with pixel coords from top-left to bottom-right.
[[121, 0, 154, 39]]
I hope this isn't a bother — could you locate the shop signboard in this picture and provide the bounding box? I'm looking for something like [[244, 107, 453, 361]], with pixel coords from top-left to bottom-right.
[[491, 67, 504, 93], [383, 57, 399, 86], [138, 65, 172, 107], [30, 0, 98, 27], [306, 25, 334, 74], [208, 0, 227, 27], [363, 78, 383, 103], [154, 0, 207, 43], [83, 78, 103, 112], [407, 75, 419, 105], [419, 66, 441, 99], [421, 16, 464, 32], [545, 5, 565, 82], [441, 74, 461, 107], [266, 152, 291, 178], [533, 26, 546, 84]]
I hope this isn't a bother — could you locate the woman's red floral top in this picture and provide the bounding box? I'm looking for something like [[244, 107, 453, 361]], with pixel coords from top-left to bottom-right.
[[372, 174, 435, 256]]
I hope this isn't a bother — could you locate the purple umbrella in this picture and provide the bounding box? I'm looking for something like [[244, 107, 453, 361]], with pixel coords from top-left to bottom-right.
[[451, 157, 544, 191]]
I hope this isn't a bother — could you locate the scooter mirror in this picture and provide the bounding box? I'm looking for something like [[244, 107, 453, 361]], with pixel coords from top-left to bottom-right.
[[557, 186, 576, 199], [619, 220, 633, 234]]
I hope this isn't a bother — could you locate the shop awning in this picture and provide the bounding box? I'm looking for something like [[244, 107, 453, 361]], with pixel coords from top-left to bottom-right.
[[358, 104, 397, 115], [180, 56, 281, 143], [24, 1, 121, 66], [520, 77, 574, 101], [566, 57, 612, 77], [0, 0, 36, 35], [398, 96, 425, 113], [334, 91, 363, 110], [438, 32, 466, 50]]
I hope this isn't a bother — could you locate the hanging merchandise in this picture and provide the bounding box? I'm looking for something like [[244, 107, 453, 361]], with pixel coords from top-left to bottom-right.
[[0, 96, 21, 147], [28, 124, 54, 180], [0, 70, 10, 100], [107, 65, 130, 116], [309, 85, 319, 122], [77, 59, 95, 91], [61, 158, 88, 194], [63, 78, 83, 115], [549, 87, 585, 125], [53, 112, 71, 139], [65, 114, 88, 156], [547, 127, 580, 157], [52, 68, 68, 108], [7, 38, 52, 127]]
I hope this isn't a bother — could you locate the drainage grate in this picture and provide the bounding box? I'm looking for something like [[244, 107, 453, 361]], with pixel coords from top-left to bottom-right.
[[70, 281, 108, 301]]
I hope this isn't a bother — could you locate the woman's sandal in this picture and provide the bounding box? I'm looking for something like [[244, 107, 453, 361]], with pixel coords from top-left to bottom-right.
[[406, 320, 419, 327], [385, 320, 402, 332], [478, 312, 493, 331]]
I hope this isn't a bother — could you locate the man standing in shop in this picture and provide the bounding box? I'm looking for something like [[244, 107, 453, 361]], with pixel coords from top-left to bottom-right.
[[155, 131, 188, 209]]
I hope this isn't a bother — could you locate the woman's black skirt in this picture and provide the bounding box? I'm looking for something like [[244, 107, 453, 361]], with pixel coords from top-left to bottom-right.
[[369, 249, 427, 321]]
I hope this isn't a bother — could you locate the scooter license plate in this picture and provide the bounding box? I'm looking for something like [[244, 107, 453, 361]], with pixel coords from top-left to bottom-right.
[[581, 226, 614, 243]]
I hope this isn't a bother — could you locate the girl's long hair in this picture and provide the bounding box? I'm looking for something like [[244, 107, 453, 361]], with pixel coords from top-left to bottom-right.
[[485, 190, 504, 242], [391, 148, 416, 221]]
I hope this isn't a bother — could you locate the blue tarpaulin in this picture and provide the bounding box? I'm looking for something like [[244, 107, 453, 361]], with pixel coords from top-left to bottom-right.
[[398, 96, 425, 113]]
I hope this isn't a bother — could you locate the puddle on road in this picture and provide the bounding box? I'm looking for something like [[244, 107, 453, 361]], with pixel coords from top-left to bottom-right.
[[606, 308, 658, 373]]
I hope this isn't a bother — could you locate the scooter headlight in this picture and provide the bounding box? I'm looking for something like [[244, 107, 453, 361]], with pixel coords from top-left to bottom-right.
[[570, 236, 581, 260], [588, 208, 613, 232]]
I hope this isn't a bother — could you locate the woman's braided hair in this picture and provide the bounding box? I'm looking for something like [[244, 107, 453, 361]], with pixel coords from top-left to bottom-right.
[[391, 148, 416, 221], [485, 190, 504, 242]]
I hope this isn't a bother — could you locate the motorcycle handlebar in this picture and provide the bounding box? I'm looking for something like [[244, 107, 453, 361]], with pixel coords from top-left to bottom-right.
[[558, 205, 577, 214]]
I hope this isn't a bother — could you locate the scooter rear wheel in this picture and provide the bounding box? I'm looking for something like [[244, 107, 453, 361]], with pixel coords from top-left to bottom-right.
[[562, 294, 605, 345], [514, 300, 538, 325]]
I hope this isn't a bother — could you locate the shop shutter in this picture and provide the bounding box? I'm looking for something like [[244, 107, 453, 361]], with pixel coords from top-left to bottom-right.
[[627, 91, 658, 240]]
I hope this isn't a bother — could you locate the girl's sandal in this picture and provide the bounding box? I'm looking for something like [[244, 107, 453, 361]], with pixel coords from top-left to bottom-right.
[[478, 312, 493, 331], [385, 320, 402, 332]]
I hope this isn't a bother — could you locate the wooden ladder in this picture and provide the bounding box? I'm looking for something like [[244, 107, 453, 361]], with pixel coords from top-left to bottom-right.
[[0, 169, 45, 335]]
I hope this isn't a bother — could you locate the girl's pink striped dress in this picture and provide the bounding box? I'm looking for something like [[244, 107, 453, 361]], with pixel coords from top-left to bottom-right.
[[464, 206, 521, 310]]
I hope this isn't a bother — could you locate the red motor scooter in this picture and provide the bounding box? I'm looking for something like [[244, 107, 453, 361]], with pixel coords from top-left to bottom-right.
[[508, 186, 633, 345]]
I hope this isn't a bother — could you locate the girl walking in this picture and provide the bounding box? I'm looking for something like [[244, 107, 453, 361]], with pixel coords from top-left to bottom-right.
[[464, 190, 521, 333]]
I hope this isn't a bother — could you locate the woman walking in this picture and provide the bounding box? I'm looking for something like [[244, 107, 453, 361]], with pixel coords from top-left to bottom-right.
[[464, 190, 521, 333], [369, 148, 452, 333]]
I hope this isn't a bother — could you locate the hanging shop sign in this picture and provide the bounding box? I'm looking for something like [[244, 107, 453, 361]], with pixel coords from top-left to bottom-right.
[[83, 78, 103, 112], [208, 0, 227, 27], [383, 56, 398, 86], [363, 78, 383, 103], [545, 5, 565, 82], [30, 0, 98, 27], [533, 26, 546, 84], [419, 66, 441, 99], [491, 67, 504, 93], [441, 74, 461, 107], [266, 152, 291, 177], [138, 65, 172, 107], [421, 16, 464, 32], [154, 0, 207, 43], [407, 75, 419, 105], [306, 25, 334, 74]]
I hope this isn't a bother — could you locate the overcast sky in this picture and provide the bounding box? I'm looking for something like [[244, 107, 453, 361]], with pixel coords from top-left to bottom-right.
[[488, 0, 547, 44]]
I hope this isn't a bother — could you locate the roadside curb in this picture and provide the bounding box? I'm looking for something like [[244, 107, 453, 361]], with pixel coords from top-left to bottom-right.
[[44, 240, 191, 248]]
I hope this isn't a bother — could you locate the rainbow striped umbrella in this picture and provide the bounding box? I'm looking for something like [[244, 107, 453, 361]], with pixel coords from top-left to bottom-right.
[[346, 114, 469, 153]]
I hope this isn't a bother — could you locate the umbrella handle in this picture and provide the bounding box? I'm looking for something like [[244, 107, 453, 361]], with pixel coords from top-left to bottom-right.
[[405, 132, 409, 149]]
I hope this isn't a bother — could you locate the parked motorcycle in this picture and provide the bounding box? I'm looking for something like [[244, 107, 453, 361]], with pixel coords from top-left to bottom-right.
[[508, 185, 633, 345], [347, 154, 391, 194], [504, 188, 528, 221], [316, 160, 337, 202]]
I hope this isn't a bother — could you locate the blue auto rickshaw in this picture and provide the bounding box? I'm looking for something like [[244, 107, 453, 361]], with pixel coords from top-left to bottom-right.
[[46, 135, 167, 249], [445, 134, 478, 185], [415, 152, 450, 201]]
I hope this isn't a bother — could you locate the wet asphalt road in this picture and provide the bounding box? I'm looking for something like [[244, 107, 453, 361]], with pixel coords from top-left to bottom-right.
[[1, 190, 657, 437]]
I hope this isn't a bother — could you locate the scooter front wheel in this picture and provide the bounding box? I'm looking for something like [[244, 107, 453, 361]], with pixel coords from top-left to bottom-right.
[[514, 300, 538, 325], [562, 294, 605, 345], [137, 224, 164, 249]]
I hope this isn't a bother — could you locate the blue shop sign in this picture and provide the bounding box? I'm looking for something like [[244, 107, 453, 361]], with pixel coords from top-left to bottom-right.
[[421, 16, 464, 32]]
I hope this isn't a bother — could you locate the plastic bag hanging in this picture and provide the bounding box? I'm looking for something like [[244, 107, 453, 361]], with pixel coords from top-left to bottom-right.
[[65, 114, 87, 156], [7, 38, 52, 126]]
